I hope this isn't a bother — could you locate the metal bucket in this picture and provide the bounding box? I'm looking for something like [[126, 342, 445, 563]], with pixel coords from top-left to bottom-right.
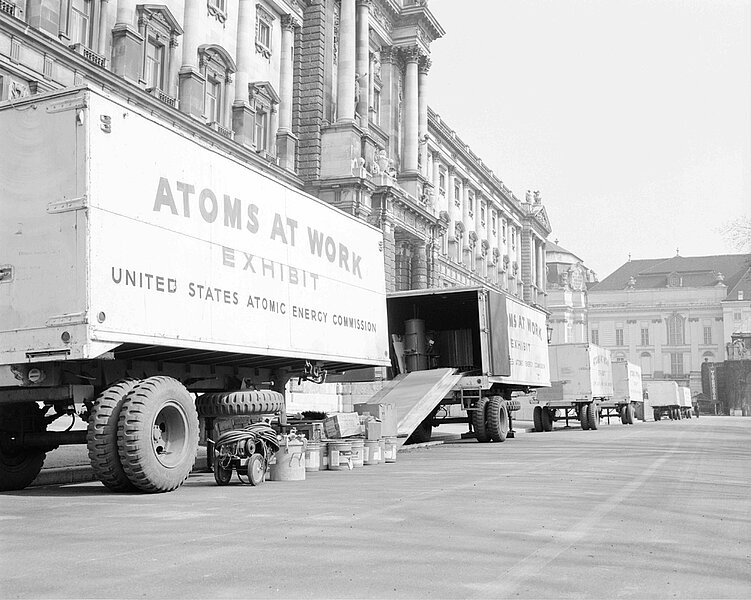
[[363, 439, 382, 465], [305, 441, 321, 472], [269, 438, 306, 481], [328, 440, 353, 471], [384, 436, 397, 463], [350, 438, 364, 468]]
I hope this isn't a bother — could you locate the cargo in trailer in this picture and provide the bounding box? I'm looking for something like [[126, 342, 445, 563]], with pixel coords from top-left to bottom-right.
[[0, 87, 389, 492], [372, 287, 550, 445]]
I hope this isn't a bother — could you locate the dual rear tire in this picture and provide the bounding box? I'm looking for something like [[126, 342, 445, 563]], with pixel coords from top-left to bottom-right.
[[473, 396, 510, 442], [87, 376, 199, 493]]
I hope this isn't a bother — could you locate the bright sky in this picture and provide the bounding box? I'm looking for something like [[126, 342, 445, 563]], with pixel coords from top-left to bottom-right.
[[427, 0, 751, 279]]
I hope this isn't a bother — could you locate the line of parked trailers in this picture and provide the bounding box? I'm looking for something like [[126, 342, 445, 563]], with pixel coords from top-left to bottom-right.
[[528, 343, 697, 432], [0, 87, 696, 495]]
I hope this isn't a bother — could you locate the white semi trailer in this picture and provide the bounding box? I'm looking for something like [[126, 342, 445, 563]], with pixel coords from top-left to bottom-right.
[[607, 361, 643, 425], [0, 87, 390, 492], [644, 381, 694, 420], [532, 343, 614, 431], [380, 287, 551, 444]]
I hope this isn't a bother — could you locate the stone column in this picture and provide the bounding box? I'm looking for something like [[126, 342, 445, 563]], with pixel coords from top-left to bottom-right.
[[178, 0, 205, 118], [402, 46, 420, 172], [355, 0, 370, 127], [111, 0, 141, 82], [168, 37, 180, 98], [232, 0, 256, 147], [97, 0, 110, 56], [276, 15, 298, 170], [337, 0, 356, 122], [418, 56, 431, 177], [411, 242, 428, 290], [379, 47, 396, 146], [432, 153, 441, 209]]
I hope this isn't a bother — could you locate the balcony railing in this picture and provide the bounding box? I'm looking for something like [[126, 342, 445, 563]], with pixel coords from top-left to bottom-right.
[[208, 121, 234, 140], [0, 0, 18, 17], [146, 87, 176, 108], [69, 43, 106, 68]]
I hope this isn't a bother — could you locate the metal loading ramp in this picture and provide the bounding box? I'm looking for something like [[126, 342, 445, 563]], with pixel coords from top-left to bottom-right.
[[364, 368, 462, 446]]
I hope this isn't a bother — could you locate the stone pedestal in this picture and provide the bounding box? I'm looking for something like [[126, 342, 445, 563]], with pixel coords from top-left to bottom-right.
[[178, 67, 206, 119], [110, 24, 143, 84], [320, 121, 364, 179], [232, 103, 255, 148], [276, 130, 298, 172]]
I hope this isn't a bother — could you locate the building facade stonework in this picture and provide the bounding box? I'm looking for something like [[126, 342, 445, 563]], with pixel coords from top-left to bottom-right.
[[0, 0, 549, 303], [587, 254, 751, 397]]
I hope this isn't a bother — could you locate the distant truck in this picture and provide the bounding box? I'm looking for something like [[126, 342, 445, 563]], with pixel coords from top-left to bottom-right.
[[375, 287, 551, 444], [607, 361, 643, 424], [533, 343, 613, 431], [0, 87, 390, 492], [644, 381, 694, 420]]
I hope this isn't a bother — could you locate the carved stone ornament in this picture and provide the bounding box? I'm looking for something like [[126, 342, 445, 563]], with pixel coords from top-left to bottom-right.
[[512, 260, 519, 274], [492, 247, 501, 265], [468, 231, 478, 246], [439, 210, 450, 224], [454, 221, 465, 238]]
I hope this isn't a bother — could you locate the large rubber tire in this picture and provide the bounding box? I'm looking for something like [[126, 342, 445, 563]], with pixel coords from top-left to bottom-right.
[[0, 404, 46, 491], [587, 404, 600, 430], [195, 390, 284, 417], [620, 406, 628, 425], [486, 396, 509, 442], [654, 409, 661, 421], [580, 405, 590, 430], [87, 379, 141, 492], [541, 407, 553, 432], [626, 404, 636, 425], [117, 376, 199, 493], [473, 397, 491, 442], [533, 405, 544, 432]]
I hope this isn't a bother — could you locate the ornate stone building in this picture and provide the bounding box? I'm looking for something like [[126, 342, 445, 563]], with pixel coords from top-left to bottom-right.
[[0, 0, 549, 302], [545, 241, 598, 345], [587, 253, 751, 396]]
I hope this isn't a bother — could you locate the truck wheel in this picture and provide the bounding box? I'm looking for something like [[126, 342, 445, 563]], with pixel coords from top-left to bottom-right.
[[533, 406, 544, 432], [580, 405, 590, 430], [87, 379, 140, 492], [620, 406, 628, 424], [117, 376, 199, 493], [406, 406, 438, 444], [487, 396, 509, 442], [587, 404, 600, 430], [541, 407, 553, 432], [0, 404, 46, 491], [195, 390, 284, 417], [626, 404, 636, 425], [473, 397, 491, 442]]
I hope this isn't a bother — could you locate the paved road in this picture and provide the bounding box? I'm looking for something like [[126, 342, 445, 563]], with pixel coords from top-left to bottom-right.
[[2, 417, 749, 599]]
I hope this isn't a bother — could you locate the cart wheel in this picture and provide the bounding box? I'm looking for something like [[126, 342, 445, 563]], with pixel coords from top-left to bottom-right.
[[587, 404, 600, 430], [473, 397, 491, 442], [247, 453, 266, 486], [541, 407, 553, 432], [214, 459, 233, 485], [533, 406, 544, 432], [580, 405, 590, 430]]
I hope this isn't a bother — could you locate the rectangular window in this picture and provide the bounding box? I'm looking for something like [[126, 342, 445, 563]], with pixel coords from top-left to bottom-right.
[[640, 327, 649, 346], [439, 172, 446, 196], [591, 329, 599, 345], [615, 328, 624, 346], [734, 312, 742, 321], [467, 191, 474, 216], [671, 353, 683, 375], [255, 109, 268, 150], [492, 212, 497, 235], [372, 88, 380, 126], [703, 326, 712, 345], [206, 77, 222, 123], [453, 183, 460, 206], [70, 0, 93, 47], [145, 39, 165, 89], [257, 18, 271, 50]]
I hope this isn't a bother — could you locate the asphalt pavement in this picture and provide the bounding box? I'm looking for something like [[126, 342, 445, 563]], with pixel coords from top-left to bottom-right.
[[2, 416, 750, 599]]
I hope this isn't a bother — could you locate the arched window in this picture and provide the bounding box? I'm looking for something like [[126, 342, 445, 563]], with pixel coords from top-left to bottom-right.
[[640, 352, 652, 375], [614, 352, 626, 363], [667, 314, 684, 345], [198, 44, 237, 133], [702, 351, 715, 362]]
